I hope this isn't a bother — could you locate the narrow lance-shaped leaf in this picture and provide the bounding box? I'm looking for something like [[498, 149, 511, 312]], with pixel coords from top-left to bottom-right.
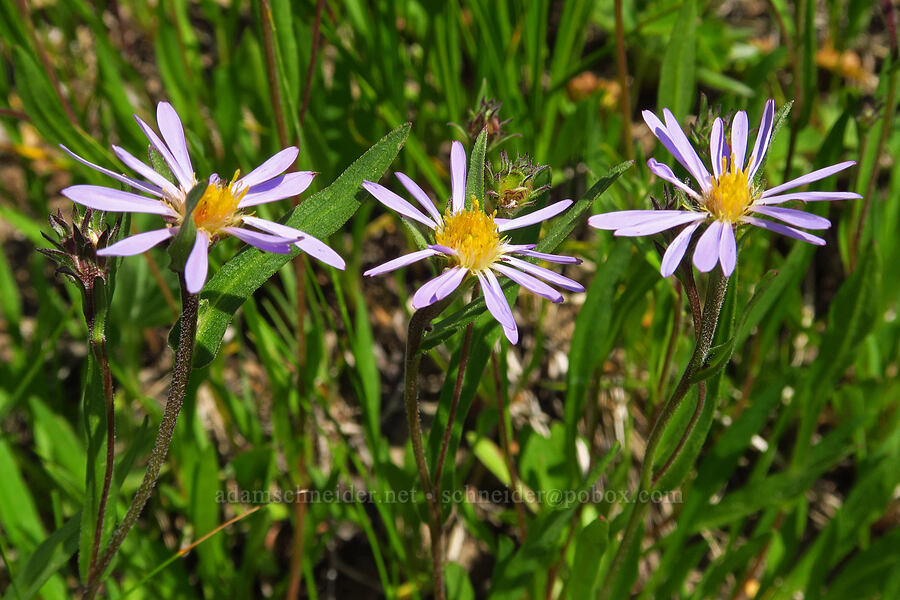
[[173, 123, 411, 367], [466, 127, 488, 209], [421, 160, 633, 350]]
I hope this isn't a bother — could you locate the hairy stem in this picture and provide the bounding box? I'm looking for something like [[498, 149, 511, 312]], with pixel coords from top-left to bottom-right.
[[600, 272, 728, 599], [85, 277, 199, 599], [404, 299, 454, 600]]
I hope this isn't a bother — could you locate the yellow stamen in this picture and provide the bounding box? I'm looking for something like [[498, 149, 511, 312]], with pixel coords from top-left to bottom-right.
[[434, 199, 503, 272], [705, 154, 752, 222], [192, 169, 247, 233]]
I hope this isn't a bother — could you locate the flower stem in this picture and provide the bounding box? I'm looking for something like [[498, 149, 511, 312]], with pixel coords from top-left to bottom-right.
[[86, 331, 115, 585], [81, 283, 116, 587], [404, 299, 454, 600], [85, 276, 199, 599], [599, 272, 728, 599], [492, 350, 527, 540]]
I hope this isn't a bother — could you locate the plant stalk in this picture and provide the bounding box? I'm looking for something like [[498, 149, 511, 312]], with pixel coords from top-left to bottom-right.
[[599, 272, 728, 599], [404, 298, 454, 600], [86, 309, 116, 586], [85, 276, 199, 599]]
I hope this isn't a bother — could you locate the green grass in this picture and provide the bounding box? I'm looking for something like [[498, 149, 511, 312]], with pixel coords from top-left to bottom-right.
[[1, 0, 898, 598]]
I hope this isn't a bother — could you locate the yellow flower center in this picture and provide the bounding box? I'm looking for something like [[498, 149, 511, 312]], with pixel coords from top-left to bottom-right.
[[192, 170, 247, 233], [434, 199, 503, 272], [704, 156, 753, 223]]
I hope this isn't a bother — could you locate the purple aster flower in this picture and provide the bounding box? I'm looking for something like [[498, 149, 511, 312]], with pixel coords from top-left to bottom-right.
[[589, 100, 861, 277], [60, 102, 345, 294], [362, 140, 584, 344]]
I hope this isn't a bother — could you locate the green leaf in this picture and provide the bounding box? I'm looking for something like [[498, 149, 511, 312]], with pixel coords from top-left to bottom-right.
[[657, 0, 697, 119], [488, 445, 619, 599], [446, 562, 475, 600], [689, 338, 735, 383], [178, 123, 410, 367], [10, 515, 80, 600], [421, 160, 632, 351], [568, 517, 609, 599], [465, 128, 488, 209]]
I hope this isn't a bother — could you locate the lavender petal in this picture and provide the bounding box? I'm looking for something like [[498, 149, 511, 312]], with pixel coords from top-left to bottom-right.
[[761, 161, 856, 197], [395, 172, 442, 224], [718, 223, 737, 276], [731, 110, 749, 171], [614, 212, 707, 237], [642, 110, 692, 177], [238, 147, 300, 188], [59, 145, 162, 197], [503, 257, 584, 292], [184, 230, 209, 294], [112, 145, 181, 198], [61, 185, 176, 217], [412, 268, 460, 309], [241, 215, 346, 269], [710, 118, 725, 178], [492, 263, 563, 303], [223, 226, 296, 254], [432, 266, 468, 303], [478, 270, 519, 344], [450, 140, 467, 214], [660, 221, 702, 277], [750, 206, 831, 230], [588, 209, 688, 230], [363, 248, 438, 277], [496, 200, 572, 232], [756, 191, 862, 205], [692, 220, 724, 272], [647, 159, 703, 201], [362, 181, 438, 229], [156, 102, 194, 182], [97, 227, 178, 257], [239, 172, 316, 207], [663, 108, 712, 192], [428, 244, 456, 256], [741, 216, 826, 245], [511, 248, 581, 264], [133, 113, 195, 190], [748, 99, 775, 179]]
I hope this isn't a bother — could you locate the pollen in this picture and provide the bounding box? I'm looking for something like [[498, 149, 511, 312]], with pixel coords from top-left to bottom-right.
[[434, 199, 503, 272], [192, 170, 247, 233], [704, 155, 753, 223]]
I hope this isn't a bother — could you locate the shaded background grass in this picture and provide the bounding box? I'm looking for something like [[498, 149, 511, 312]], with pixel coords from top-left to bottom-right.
[[1, 0, 898, 598]]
